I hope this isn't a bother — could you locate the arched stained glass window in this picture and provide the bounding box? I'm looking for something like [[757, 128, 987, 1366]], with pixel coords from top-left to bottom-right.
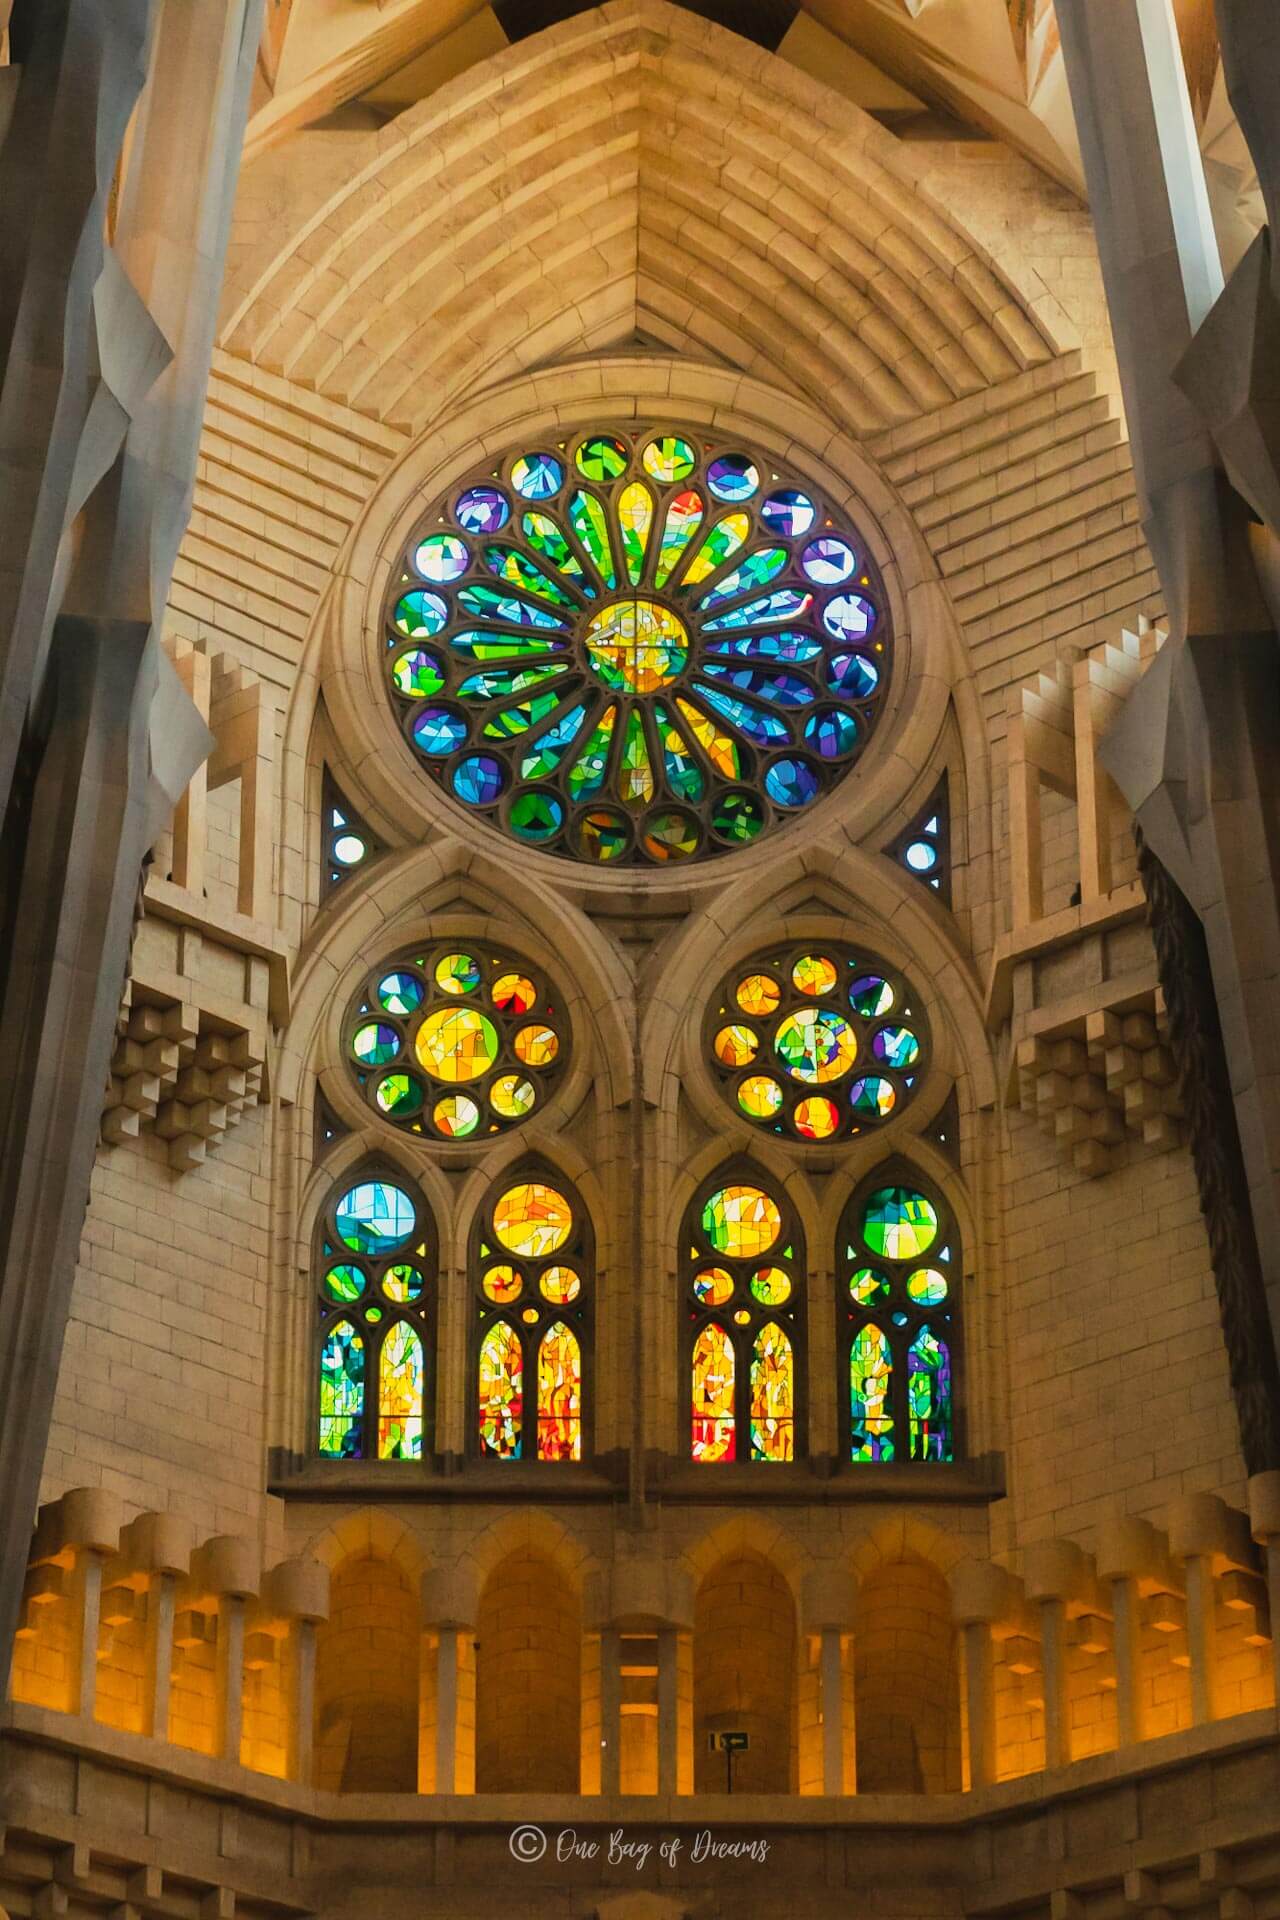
[[344, 942, 568, 1142], [684, 1170, 803, 1463], [383, 428, 891, 866], [706, 943, 929, 1142], [839, 1167, 958, 1464], [315, 1171, 435, 1460], [473, 1166, 592, 1461]]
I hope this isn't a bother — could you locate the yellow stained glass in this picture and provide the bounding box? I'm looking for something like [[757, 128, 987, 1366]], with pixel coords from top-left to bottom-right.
[[751, 1265, 792, 1305], [736, 973, 780, 1018], [513, 1022, 559, 1068], [701, 1184, 781, 1259], [692, 1266, 734, 1307], [483, 1264, 523, 1303], [584, 597, 688, 693], [750, 1321, 794, 1462], [492, 972, 537, 1014], [537, 1321, 581, 1460], [415, 1005, 500, 1082], [479, 1320, 522, 1457], [493, 1181, 573, 1257], [792, 953, 838, 996], [714, 1023, 758, 1069], [738, 1074, 784, 1119], [540, 1265, 581, 1303], [692, 1322, 736, 1463], [794, 1095, 840, 1139], [675, 696, 740, 780], [377, 1321, 423, 1460]]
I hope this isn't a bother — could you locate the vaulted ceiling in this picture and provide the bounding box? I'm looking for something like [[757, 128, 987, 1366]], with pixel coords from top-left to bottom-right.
[[247, 0, 1260, 267]]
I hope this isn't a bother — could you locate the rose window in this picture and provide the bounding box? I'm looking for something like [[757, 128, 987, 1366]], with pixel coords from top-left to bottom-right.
[[383, 429, 891, 866]]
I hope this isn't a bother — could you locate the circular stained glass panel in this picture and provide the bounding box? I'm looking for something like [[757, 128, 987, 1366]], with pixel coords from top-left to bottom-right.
[[344, 942, 568, 1142], [384, 428, 891, 866], [701, 1184, 781, 1259], [706, 944, 930, 1143]]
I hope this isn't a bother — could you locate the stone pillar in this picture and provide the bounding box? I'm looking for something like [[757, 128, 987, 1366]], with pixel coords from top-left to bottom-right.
[[657, 1627, 679, 1796], [604, 1559, 694, 1797], [59, 1489, 124, 1720], [421, 1567, 478, 1794], [949, 1561, 1017, 1790], [1023, 1540, 1102, 1772], [599, 1626, 623, 1795], [801, 1569, 855, 1796], [1169, 1494, 1257, 1726], [264, 1558, 330, 1787], [1096, 1515, 1178, 1747], [1248, 1471, 1280, 1707], [190, 1536, 261, 1765], [115, 1511, 195, 1741]]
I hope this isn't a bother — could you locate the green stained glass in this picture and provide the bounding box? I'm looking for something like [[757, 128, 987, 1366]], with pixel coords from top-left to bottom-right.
[[862, 1186, 938, 1261], [458, 663, 567, 702], [653, 702, 704, 801], [654, 489, 703, 588], [642, 808, 699, 861], [619, 708, 654, 808], [567, 705, 617, 801], [576, 435, 628, 482], [908, 1326, 952, 1462], [481, 545, 575, 606], [391, 648, 444, 698], [568, 491, 616, 589], [520, 703, 586, 780], [577, 809, 629, 862], [849, 1266, 889, 1305], [482, 690, 563, 739], [523, 511, 588, 584], [680, 511, 750, 589], [447, 630, 562, 661], [711, 790, 764, 843], [457, 584, 566, 629], [618, 481, 653, 585], [509, 789, 563, 842], [375, 1072, 424, 1119], [850, 1323, 894, 1463], [676, 696, 741, 780], [324, 1263, 366, 1303], [383, 1264, 424, 1303], [319, 1321, 364, 1458], [642, 435, 696, 485], [698, 546, 790, 608]]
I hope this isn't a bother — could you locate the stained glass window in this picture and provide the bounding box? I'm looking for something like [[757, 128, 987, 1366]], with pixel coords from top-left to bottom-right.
[[684, 1170, 802, 1463], [473, 1166, 591, 1461], [322, 771, 379, 894], [706, 945, 929, 1143], [840, 1168, 958, 1464], [885, 774, 950, 904], [344, 943, 567, 1142], [315, 1171, 434, 1461], [383, 429, 891, 866]]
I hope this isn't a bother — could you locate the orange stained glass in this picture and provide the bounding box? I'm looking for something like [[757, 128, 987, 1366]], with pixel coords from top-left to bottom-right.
[[513, 1022, 559, 1068], [537, 1321, 582, 1461], [540, 1264, 581, 1303], [478, 1319, 523, 1456], [750, 1321, 794, 1462], [692, 1265, 734, 1307], [377, 1321, 424, 1460], [415, 1005, 500, 1082], [493, 1180, 573, 1258], [713, 1023, 758, 1069], [492, 972, 537, 1014], [692, 1321, 736, 1463], [736, 972, 781, 1018], [482, 1263, 523, 1303]]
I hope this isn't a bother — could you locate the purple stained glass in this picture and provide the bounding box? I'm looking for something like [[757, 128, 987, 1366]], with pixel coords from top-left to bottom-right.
[[760, 488, 816, 537], [707, 453, 760, 503], [764, 756, 820, 809], [452, 753, 505, 805], [802, 536, 857, 585], [804, 707, 859, 758], [413, 706, 468, 756], [826, 652, 879, 700], [822, 592, 877, 642], [456, 485, 510, 534]]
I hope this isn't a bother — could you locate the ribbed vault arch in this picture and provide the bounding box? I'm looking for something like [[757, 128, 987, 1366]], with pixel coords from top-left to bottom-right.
[[221, 0, 1062, 438]]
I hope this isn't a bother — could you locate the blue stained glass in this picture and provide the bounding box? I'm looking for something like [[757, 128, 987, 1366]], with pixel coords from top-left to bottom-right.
[[804, 707, 859, 759], [457, 663, 568, 701], [822, 592, 877, 642], [336, 1181, 415, 1256], [801, 536, 857, 584], [906, 839, 938, 872], [764, 756, 820, 808], [413, 706, 467, 756], [457, 585, 567, 629], [452, 754, 505, 805], [700, 664, 816, 707], [705, 630, 822, 664], [519, 702, 587, 780], [456, 485, 510, 534], [760, 488, 816, 537], [826, 652, 880, 700], [707, 453, 760, 502], [392, 589, 448, 638], [703, 590, 812, 631], [693, 685, 790, 745], [512, 452, 564, 500], [873, 1025, 921, 1069]]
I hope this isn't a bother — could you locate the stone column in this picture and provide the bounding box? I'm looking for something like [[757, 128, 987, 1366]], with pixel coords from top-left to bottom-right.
[[264, 1557, 330, 1787], [801, 1569, 855, 1795], [1023, 1540, 1102, 1772], [115, 1511, 195, 1741], [190, 1536, 261, 1765], [1096, 1515, 1177, 1747], [58, 1490, 124, 1720], [599, 1626, 623, 1795], [421, 1567, 478, 1794], [1170, 1493, 1259, 1725], [1247, 1471, 1280, 1707], [949, 1561, 1017, 1790], [604, 1559, 694, 1797]]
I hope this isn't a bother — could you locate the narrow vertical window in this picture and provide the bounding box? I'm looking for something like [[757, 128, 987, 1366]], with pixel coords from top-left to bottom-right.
[[684, 1169, 804, 1463], [314, 1171, 434, 1462], [473, 1165, 592, 1462], [840, 1168, 960, 1465]]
